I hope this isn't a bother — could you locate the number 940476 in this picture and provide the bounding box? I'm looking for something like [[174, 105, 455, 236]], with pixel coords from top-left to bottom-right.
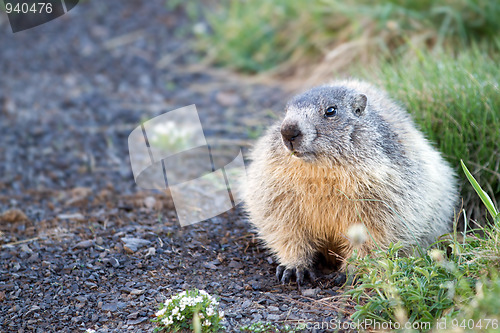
[[6, 2, 53, 14]]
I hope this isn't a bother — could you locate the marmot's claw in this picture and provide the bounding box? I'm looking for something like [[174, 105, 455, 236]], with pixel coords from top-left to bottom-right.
[[281, 267, 294, 284], [276, 265, 293, 284], [296, 268, 305, 286], [276, 265, 315, 286], [276, 265, 286, 281]]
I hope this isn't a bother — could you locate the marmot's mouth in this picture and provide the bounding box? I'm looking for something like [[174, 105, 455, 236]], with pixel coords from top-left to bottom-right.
[[289, 150, 318, 164], [282, 139, 304, 155], [290, 150, 312, 159], [282, 140, 313, 159]]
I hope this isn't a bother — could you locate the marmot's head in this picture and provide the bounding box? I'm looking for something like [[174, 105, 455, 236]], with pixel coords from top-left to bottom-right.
[[280, 85, 369, 163]]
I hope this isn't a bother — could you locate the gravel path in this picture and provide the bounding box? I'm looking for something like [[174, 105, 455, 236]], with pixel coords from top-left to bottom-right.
[[0, 2, 349, 332]]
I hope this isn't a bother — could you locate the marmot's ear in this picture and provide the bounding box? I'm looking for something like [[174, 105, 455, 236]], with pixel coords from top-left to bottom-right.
[[353, 94, 367, 116]]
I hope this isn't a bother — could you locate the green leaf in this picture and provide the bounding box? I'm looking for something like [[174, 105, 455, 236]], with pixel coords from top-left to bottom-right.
[[461, 160, 499, 220]]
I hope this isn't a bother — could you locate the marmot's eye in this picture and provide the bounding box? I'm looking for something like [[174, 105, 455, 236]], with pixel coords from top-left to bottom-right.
[[324, 106, 337, 118]]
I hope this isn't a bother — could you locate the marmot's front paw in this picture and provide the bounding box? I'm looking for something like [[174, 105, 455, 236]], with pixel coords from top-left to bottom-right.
[[276, 265, 316, 286]]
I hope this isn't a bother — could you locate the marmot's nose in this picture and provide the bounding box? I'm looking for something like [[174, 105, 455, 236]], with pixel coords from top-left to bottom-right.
[[281, 123, 302, 143]]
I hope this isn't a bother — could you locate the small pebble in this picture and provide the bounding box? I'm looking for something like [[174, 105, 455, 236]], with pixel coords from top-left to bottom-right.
[[301, 288, 319, 297], [267, 314, 281, 321], [101, 302, 117, 312], [121, 238, 151, 253], [74, 240, 94, 249], [26, 253, 39, 263], [203, 262, 218, 270], [129, 289, 144, 296], [145, 247, 156, 258], [228, 260, 243, 269], [127, 311, 139, 319]]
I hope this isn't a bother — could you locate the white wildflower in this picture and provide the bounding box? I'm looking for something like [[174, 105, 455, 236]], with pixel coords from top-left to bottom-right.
[[155, 289, 223, 331], [187, 297, 195, 306], [429, 249, 445, 262], [162, 316, 173, 326], [206, 306, 214, 317], [346, 223, 368, 247], [171, 307, 179, 316], [155, 308, 167, 317]]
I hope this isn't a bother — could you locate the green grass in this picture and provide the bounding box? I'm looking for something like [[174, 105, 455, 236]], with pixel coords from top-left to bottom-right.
[[347, 165, 500, 331], [462, 160, 500, 224], [348, 245, 469, 328], [348, 244, 500, 331], [360, 46, 500, 218], [198, 0, 329, 72], [198, 0, 500, 73]]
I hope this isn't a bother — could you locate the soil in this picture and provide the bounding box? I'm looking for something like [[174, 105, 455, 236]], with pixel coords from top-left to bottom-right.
[[0, 2, 352, 332]]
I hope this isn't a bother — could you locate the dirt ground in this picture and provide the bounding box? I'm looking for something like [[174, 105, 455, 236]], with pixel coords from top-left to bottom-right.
[[0, 2, 352, 332]]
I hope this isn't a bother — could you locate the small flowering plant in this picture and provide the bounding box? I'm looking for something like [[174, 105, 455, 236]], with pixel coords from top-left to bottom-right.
[[152, 289, 224, 332]]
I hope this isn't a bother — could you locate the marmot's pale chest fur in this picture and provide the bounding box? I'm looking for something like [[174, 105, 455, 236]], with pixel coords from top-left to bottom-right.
[[243, 80, 458, 284]]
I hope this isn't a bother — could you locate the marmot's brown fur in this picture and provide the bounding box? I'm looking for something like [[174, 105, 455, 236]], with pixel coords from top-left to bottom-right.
[[243, 80, 458, 285]]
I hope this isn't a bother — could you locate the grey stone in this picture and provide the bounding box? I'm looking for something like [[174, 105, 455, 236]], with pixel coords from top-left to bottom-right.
[[301, 288, 319, 297], [267, 314, 281, 321], [121, 238, 151, 253], [74, 240, 95, 249], [101, 302, 117, 312]]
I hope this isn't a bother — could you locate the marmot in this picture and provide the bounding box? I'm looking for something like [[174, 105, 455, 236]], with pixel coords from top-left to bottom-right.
[[243, 80, 458, 285]]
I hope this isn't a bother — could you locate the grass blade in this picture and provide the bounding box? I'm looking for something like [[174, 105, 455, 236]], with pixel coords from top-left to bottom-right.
[[461, 160, 499, 220]]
